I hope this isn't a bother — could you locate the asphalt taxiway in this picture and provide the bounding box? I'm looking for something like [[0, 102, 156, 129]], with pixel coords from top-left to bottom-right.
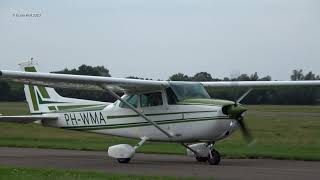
[[0, 147, 319, 180]]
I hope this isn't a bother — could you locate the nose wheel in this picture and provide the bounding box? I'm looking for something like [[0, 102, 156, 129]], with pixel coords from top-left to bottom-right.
[[207, 149, 221, 165]]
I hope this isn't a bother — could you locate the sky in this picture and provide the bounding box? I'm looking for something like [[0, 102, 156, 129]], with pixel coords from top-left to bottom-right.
[[0, 0, 319, 80]]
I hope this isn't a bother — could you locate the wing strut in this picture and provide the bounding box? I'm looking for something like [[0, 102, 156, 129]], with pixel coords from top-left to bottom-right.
[[101, 85, 174, 138]]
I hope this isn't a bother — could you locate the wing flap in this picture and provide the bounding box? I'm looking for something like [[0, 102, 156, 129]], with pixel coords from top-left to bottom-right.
[[0, 115, 58, 123]]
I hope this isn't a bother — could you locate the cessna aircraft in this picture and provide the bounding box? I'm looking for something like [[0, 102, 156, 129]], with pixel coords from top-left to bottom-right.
[[0, 60, 320, 165]]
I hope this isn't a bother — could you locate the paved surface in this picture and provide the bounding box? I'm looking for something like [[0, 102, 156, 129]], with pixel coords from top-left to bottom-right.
[[0, 147, 319, 180]]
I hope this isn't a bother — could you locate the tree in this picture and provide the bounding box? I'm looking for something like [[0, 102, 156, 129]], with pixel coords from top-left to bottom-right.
[[192, 72, 213, 81], [54, 65, 114, 102], [126, 76, 153, 80], [304, 71, 316, 80], [169, 73, 190, 81], [250, 72, 259, 81], [0, 82, 10, 101], [127, 76, 144, 80], [235, 74, 250, 81], [291, 69, 304, 81], [56, 64, 111, 77], [259, 76, 272, 81]]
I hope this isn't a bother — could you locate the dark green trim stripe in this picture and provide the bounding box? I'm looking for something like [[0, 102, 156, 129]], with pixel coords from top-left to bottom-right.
[[55, 106, 107, 113], [24, 66, 37, 72], [30, 112, 43, 115], [57, 104, 106, 111], [107, 110, 217, 119], [29, 85, 39, 111], [48, 106, 57, 111], [36, 92, 58, 104], [38, 86, 50, 98], [177, 102, 222, 106], [61, 116, 229, 130]]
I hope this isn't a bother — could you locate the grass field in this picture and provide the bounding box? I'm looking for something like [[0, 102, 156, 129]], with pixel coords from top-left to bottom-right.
[[0, 166, 198, 180], [0, 102, 320, 160]]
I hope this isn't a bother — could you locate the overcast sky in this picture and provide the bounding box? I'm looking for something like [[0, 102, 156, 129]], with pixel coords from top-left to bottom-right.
[[0, 0, 319, 80]]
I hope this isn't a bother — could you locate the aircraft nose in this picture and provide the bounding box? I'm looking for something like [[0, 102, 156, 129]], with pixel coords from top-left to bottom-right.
[[229, 120, 239, 133], [223, 104, 247, 118]]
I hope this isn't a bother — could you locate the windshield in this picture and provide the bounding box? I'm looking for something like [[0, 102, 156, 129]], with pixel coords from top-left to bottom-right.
[[169, 82, 210, 101]]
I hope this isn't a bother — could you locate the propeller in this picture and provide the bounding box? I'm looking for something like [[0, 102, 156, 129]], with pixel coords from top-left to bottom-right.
[[235, 88, 253, 105], [236, 115, 253, 143], [231, 88, 254, 143]]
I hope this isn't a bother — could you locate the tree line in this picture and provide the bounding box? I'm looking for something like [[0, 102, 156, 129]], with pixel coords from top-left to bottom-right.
[[0, 64, 319, 105]]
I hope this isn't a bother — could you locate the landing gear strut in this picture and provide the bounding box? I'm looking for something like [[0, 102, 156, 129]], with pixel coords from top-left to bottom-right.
[[206, 143, 221, 165]]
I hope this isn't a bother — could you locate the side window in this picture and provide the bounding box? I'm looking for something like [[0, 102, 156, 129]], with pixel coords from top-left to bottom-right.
[[120, 95, 138, 108], [166, 88, 178, 105], [140, 92, 163, 107]]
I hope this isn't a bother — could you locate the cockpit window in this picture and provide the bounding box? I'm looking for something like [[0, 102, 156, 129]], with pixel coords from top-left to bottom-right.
[[166, 88, 178, 104], [140, 92, 163, 107], [120, 95, 138, 108], [169, 82, 210, 101]]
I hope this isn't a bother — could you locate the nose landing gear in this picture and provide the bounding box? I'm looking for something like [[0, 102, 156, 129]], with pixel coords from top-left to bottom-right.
[[207, 148, 221, 165], [184, 142, 221, 165]]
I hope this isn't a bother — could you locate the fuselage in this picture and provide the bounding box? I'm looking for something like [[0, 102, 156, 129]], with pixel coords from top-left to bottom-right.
[[42, 100, 239, 142], [39, 82, 244, 143]]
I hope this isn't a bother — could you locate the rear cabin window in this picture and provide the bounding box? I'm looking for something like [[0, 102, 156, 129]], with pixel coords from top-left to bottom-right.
[[120, 95, 138, 108], [140, 92, 163, 107]]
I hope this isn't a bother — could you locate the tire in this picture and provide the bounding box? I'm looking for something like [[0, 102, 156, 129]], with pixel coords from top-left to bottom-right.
[[207, 149, 221, 165], [196, 156, 209, 162], [117, 158, 131, 163]]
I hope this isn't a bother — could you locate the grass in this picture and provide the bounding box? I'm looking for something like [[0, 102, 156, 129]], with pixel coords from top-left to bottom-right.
[[0, 102, 320, 160], [246, 105, 320, 113], [0, 166, 198, 180]]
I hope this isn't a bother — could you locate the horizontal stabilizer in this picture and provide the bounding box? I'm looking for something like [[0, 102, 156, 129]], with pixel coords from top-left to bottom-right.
[[0, 115, 57, 123]]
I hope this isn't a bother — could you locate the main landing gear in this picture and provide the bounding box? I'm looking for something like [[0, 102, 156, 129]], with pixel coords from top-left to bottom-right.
[[108, 136, 149, 164], [185, 142, 221, 165]]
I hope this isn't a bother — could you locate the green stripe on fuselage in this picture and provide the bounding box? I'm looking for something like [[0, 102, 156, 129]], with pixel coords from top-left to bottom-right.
[[48, 106, 57, 111], [178, 99, 234, 106], [57, 104, 106, 111], [107, 110, 217, 119], [61, 116, 229, 130]]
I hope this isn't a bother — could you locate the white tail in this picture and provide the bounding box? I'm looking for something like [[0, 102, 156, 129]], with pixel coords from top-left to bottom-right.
[[19, 60, 109, 114]]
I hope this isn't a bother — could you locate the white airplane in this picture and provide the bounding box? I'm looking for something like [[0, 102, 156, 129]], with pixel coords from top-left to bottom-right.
[[0, 60, 320, 165]]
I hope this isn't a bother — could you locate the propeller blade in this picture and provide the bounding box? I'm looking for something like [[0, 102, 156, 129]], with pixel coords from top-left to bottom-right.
[[237, 117, 253, 143], [236, 88, 253, 104]]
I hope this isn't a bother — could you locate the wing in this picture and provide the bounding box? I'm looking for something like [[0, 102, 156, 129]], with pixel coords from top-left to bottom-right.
[[201, 81, 320, 88], [0, 70, 169, 93], [0, 115, 57, 123], [2, 70, 320, 93]]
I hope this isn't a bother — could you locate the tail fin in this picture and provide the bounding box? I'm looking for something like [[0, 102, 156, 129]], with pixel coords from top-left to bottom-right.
[[19, 60, 109, 114]]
